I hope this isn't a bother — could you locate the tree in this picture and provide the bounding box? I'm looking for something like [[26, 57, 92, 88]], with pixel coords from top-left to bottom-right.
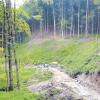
[[0, 0, 4, 25], [53, 0, 56, 38], [60, 0, 64, 38], [1, 0, 20, 91], [78, 0, 80, 37], [70, 1, 74, 37], [16, 0, 100, 38], [5, 0, 14, 91], [85, 0, 89, 37]]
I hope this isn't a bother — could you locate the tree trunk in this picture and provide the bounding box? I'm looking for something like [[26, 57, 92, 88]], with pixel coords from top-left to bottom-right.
[[1, 0, 9, 91], [92, 15, 94, 35], [8, 37, 13, 91], [53, 5, 56, 38], [61, 0, 64, 38], [47, 10, 49, 34], [70, 4, 74, 38], [13, 0, 20, 89], [85, 0, 89, 37], [78, 0, 80, 37], [5, 0, 13, 91], [40, 20, 43, 39]]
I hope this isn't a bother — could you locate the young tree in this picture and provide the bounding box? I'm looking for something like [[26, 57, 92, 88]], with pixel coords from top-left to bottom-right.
[[53, 0, 56, 38], [78, 0, 80, 37], [70, 1, 74, 38], [6, 0, 13, 91], [61, 0, 64, 38], [85, 0, 89, 37], [13, 0, 20, 89]]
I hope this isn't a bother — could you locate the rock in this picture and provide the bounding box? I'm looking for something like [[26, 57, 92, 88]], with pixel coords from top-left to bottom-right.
[[44, 64, 49, 68]]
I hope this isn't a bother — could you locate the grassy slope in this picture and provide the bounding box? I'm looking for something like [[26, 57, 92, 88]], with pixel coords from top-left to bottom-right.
[[17, 38, 100, 76], [0, 38, 100, 100]]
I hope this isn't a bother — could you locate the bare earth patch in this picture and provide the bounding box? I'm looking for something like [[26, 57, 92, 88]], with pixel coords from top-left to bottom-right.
[[27, 65, 100, 100]]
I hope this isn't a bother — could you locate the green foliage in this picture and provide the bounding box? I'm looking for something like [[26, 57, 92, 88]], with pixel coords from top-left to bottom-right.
[[16, 18, 31, 37], [42, 0, 53, 5], [33, 15, 42, 21], [0, 90, 39, 100], [16, 8, 30, 20], [94, 0, 100, 5], [0, 1, 4, 25], [22, 0, 40, 17], [19, 0, 100, 37]]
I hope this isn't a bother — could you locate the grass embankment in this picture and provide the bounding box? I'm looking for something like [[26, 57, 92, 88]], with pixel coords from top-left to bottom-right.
[[0, 38, 100, 100], [0, 64, 52, 100], [17, 38, 100, 76]]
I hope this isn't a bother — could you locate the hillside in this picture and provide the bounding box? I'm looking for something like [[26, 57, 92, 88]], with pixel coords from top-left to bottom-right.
[[17, 38, 100, 76]]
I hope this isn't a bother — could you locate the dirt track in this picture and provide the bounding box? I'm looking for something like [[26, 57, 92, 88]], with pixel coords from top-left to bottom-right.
[[28, 65, 100, 100]]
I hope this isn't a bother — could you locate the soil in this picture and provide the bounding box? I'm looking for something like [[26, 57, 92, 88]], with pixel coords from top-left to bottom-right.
[[26, 64, 100, 100]]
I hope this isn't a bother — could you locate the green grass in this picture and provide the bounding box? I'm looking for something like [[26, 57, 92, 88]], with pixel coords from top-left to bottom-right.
[[0, 64, 52, 100], [0, 90, 40, 100], [17, 38, 100, 76]]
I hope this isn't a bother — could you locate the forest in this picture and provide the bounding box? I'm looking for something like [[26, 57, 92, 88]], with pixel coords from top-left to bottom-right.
[[0, 0, 100, 100], [12, 0, 100, 39]]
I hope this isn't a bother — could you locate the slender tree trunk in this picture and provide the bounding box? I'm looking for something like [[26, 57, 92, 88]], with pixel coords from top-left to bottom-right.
[[78, 0, 80, 37], [44, 19, 46, 35], [47, 10, 49, 34], [92, 16, 94, 35], [96, 9, 99, 50], [53, 5, 56, 38], [70, 4, 74, 38], [85, 0, 89, 37], [6, 0, 13, 91], [65, 24, 67, 38], [61, 0, 64, 38], [80, 21, 83, 35], [73, 25, 75, 37], [40, 20, 43, 39], [31, 24, 34, 34], [63, 4, 66, 37], [13, 0, 20, 89], [8, 35, 13, 91], [2, 0, 9, 91], [97, 9, 100, 35]]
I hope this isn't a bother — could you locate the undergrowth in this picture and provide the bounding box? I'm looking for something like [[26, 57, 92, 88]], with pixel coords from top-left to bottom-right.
[[17, 38, 100, 76]]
